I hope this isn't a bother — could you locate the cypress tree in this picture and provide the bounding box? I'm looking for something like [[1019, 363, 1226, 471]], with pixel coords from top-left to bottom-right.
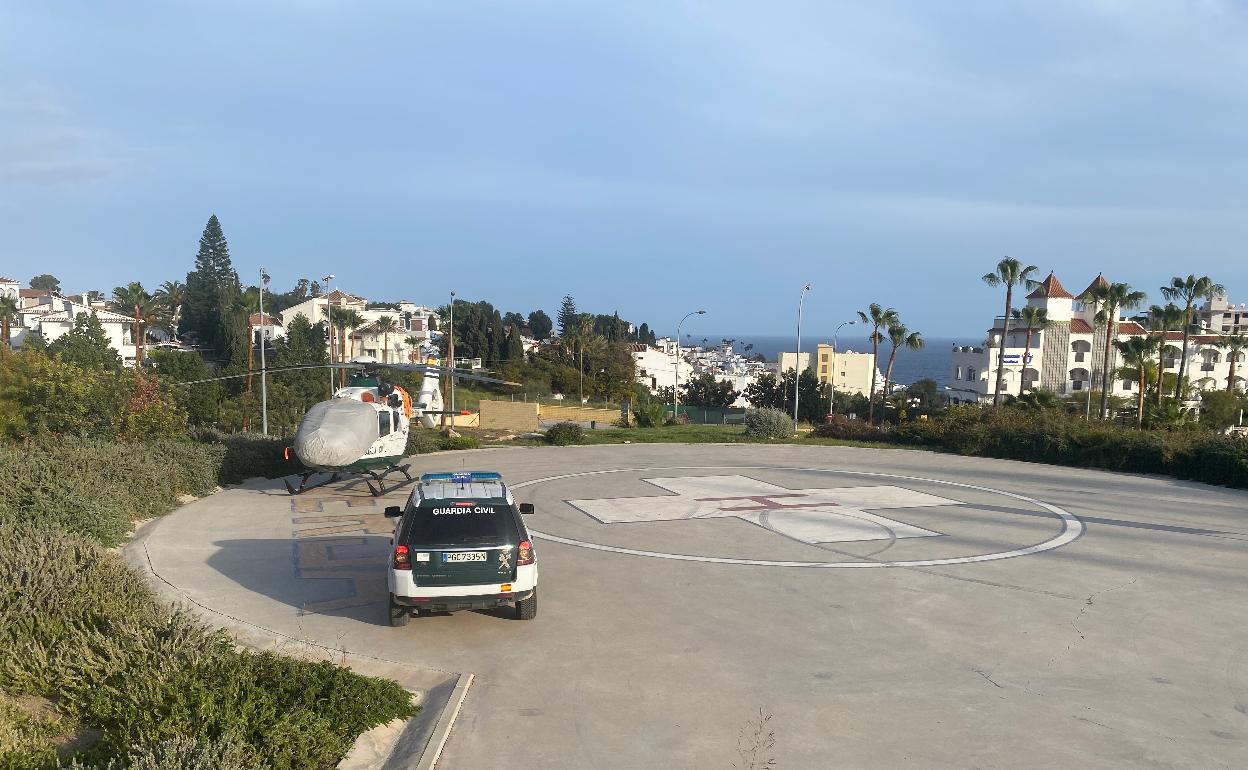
[[181, 214, 241, 359]]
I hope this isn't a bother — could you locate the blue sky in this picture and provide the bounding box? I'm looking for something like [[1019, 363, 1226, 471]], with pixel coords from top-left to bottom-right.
[[2, 1, 1246, 337]]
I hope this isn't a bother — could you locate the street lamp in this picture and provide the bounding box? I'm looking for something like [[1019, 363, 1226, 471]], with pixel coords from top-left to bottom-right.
[[829, 320, 854, 418], [794, 283, 811, 429], [259, 268, 270, 435], [448, 291, 456, 427], [674, 310, 706, 422], [321, 274, 335, 395]]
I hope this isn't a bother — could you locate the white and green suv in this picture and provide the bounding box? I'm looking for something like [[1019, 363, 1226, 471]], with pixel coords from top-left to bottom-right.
[[385, 472, 538, 625]]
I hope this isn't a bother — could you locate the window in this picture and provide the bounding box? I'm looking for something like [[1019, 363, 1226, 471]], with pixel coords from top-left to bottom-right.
[[378, 410, 391, 437], [1123, 380, 1133, 391], [820, 354, 828, 363], [967, 368, 977, 381], [1071, 340, 1091, 362], [955, 366, 963, 380]]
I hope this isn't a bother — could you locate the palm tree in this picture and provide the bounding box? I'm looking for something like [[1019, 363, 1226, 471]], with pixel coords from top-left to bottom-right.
[[110, 281, 159, 365], [1084, 282, 1146, 420], [982, 258, 1040, 406], [0, 295, 17, 348], [1222, 334, 1248, 393], [1147, 303, 1186, 406], [375, 315, 398, 364], [405, 335, 423, 363], [857, 303, 899, 423], [1160, 275, 1225, 400], [153, 280, 186, 339], [883, 324, 924, 401], [1113, 335, 1161, 429], [1011, 306, 1051, 392]]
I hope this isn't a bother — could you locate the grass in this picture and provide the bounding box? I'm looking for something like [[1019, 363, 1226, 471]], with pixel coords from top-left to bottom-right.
[[460, 423, 895, 449]]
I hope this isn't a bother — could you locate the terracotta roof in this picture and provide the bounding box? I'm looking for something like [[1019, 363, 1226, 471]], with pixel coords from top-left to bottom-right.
[[1026, 272, 1075, 300], [323, 289, 365, 304], [34, 309, 132, 324], [1070, 319, 1094, 334], [0, 277, 16, 283], [1080, 273, 1110, 297], [18, 288, 48, 298], [247, 312, 282, 326], [1116, 321, 1148, 335]]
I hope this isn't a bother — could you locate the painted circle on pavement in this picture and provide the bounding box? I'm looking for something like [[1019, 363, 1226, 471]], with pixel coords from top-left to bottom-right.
[[513, 465, 1084, 568]]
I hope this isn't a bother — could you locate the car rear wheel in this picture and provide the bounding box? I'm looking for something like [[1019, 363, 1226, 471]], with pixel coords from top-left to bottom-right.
[[516, 589, 537, 620], [389, 594, 410, 627]]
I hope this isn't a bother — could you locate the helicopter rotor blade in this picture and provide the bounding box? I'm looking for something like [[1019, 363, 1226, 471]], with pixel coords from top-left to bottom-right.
[[172, 363, 339, 385]]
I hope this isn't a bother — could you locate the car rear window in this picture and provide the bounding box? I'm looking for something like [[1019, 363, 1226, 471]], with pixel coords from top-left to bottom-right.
[[403, 500, 518, 547]]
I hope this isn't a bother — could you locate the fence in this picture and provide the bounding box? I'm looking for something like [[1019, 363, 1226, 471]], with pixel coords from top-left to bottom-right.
[[670, 405, 747, 425]]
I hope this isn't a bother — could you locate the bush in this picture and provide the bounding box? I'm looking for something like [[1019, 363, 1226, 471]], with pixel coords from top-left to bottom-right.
[[883, 407, 1248, 489], [744, 408, 792, 439], [633, 403, 667, 428], [0, 439, 226, 546], [191, 429, 303, 484], [405, 429, 441, 456], [545, 422, 585, 446], [809, 416, 890, 442], [0, 521, 415, 769], [439, 434, 480, 451]]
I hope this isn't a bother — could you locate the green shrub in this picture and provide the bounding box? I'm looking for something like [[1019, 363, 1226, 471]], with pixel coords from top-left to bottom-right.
[[633, 403, 666, 428], [0, 440, 226, 546], [544, 422, 585, 446], [405, 429, 441, 456], [0, 691, 68, 769], [124, 736, 264, 770], [439, 434, 480, 451], [0, 521, 415, 770], [191, 429, 302, 484], [744, 408, 792, 439], [809, 416, 889, 442]]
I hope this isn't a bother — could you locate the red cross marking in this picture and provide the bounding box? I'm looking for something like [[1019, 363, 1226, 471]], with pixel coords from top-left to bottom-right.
[[694, 493, 838, 512]]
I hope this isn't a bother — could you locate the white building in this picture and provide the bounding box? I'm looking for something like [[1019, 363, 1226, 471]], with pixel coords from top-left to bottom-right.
[[281, 290, 438, 363], [949, 272, 1246, 404], [248, 312, 284, 344], [631, 337, 768, 407], [13, 292, 138, 364]]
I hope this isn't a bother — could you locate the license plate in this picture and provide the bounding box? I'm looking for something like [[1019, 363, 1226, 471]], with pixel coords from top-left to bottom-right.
[[444, 551, 487, 562]]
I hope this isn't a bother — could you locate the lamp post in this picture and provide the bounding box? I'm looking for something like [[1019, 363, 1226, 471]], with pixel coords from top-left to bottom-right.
[[674, 309, 706, 422], [794, 283, 812, 429], [259, 268, 270, 435], [321, 273, 335, 396], [447, 291, 456, 427], [829, 319, 854, 418]]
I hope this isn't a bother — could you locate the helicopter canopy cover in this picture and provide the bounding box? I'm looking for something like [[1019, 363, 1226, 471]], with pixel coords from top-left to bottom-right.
[[293, 398, 380, 468]]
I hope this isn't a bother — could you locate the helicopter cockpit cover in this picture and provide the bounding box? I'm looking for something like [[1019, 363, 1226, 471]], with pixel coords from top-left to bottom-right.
[[292, 398, 380, 468]]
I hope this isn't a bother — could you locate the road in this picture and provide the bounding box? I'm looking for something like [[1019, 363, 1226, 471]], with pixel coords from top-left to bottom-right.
[[130, 443, 1248, 768]]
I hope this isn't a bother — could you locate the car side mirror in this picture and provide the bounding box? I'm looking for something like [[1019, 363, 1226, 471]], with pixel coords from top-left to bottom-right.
[[384, 505, 402, 518], [519, 503, 535, 515]]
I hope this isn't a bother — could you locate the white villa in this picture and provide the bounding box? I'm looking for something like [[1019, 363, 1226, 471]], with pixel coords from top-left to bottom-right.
[[5, 283, 138, 365], [949, 272, 1246, 404], [631, 337, 768, 407], [280, 289, 438, 363]]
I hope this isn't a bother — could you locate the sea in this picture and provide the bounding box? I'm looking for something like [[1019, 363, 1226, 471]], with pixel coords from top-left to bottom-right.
[[710, 335, 974, 391]]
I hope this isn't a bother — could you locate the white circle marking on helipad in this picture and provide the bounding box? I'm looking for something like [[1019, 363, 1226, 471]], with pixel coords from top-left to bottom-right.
[[512, 465, 1085, 568]]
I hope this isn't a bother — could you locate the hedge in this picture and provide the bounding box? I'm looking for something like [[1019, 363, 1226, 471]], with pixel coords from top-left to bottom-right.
[[0, 520, 415, 769], [190, 428, 305, 485], [544, 422, 585, 446], [744, 408, 792, 439], [0, 440, 225, 547], [818, 407, 1248, 489]]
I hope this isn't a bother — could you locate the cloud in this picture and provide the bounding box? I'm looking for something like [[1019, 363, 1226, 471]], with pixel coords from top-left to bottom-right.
[[0, 83, 121, 185]]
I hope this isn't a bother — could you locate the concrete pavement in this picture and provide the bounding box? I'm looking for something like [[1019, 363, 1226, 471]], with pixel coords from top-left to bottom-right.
[[129, 444, 1248, 768]]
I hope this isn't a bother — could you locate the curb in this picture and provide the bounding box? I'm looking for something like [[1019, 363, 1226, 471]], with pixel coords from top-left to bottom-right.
[[122, 515, 470, 770]]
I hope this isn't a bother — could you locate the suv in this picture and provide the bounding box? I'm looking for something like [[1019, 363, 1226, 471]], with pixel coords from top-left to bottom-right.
[[385, 471, 538, 625]]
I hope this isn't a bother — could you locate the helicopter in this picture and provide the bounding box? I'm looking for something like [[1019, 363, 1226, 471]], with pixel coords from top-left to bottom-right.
[[181, 358, 517, 496]]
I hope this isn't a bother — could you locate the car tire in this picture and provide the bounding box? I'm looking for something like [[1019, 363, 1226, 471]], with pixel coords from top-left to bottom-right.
[[389, 594, 410, 627], [516, 589, 537, 620]]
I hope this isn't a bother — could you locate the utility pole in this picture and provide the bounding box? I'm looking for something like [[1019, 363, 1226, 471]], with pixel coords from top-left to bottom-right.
[[322, 273, 335, 397], [447, 291, 456, 428], [794, 283, 811, 429], [259, 268, 270, 435]]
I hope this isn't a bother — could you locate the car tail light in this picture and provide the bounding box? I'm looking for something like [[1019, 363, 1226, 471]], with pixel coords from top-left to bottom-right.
[[393, 545, 411, 570], [517, 540, 534, 566]]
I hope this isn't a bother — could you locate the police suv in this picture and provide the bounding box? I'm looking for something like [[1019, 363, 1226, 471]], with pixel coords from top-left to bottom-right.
[[385, 472, 538, 625]]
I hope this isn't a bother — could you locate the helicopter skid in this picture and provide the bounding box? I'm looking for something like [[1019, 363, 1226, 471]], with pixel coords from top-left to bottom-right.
[[362, 463, 414, 497], [284, 471, 342, 496]]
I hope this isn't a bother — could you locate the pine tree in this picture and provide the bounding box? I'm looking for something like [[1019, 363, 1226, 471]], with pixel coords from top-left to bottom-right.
[[48, 313, 122, 370], [274, 312, 331, 406], [527, 310, 553, 340], [181, 214, 241, 359], [503, 325, 525, 362], [557, 295, 578, 337]]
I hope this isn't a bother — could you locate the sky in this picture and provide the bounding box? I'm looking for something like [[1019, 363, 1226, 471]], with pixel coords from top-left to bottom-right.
[[2, 1, 1246, 338]]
